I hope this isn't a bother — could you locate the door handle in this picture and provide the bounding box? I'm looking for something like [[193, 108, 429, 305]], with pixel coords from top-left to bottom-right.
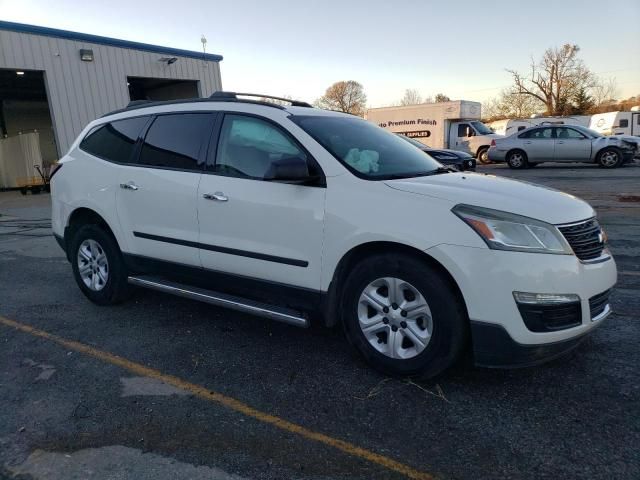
[[203, 192, 228, 202], [524, 141, 532, 144], [557, 141, 564, 144], [120, 182, 139, 191]]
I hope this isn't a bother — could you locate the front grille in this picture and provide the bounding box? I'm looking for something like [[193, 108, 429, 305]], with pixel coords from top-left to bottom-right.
[[589, 289, 611, 319], [517, 302, 582, 332], [557, 218, 605, 261]]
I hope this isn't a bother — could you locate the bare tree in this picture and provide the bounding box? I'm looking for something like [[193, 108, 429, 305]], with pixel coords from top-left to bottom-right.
[[507, 44, 594, 115], [315, 81, 367, 116], [483, 88, 544, 121], [399, 89, 423, 106], [434, 93, 450, 103], [591, 77, 619, 111]]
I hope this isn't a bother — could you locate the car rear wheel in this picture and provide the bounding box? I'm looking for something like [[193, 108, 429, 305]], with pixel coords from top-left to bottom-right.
[[341, 253, 468, 378], [597, 148, 621, 168], [70, 224, 131, 305], [477, 147, 490, 164], [507, 150, 528, 169]]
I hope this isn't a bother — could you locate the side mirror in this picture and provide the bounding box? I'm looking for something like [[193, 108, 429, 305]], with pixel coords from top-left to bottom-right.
[[264, 156, 314, 184]]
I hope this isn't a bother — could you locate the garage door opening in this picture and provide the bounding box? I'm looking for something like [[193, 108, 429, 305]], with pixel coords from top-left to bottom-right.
[[127, 77, 200, 101], [0, 69, 57, 190]]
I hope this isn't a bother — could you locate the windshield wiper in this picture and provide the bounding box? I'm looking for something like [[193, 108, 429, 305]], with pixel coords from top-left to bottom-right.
[[384, 167, 453, 180]]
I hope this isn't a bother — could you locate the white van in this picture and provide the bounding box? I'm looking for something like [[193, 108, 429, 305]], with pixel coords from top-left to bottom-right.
[[51, 92, 617, 378], [366, 101, 502, 163]]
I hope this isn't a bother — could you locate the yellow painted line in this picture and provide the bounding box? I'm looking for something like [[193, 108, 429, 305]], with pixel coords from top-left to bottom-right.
[[0, 316, 434, 480]]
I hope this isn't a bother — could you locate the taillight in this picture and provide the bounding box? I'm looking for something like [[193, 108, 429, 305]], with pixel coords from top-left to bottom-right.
[[490, 139, 496, 147], [49, 162, 63, 180]]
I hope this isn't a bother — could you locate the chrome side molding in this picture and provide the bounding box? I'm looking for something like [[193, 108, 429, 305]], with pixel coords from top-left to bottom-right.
[[128, 275, 309, 328]]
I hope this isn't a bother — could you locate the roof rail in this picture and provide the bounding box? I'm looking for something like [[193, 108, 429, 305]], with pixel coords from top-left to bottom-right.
[[101, 92, 314, 118], [209, 91, 313, 108]]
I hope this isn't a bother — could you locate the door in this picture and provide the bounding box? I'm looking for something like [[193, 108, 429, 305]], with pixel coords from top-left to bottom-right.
[[553, 127, 592, 161], [519, 127, 555, 161], [632, 113, 640, 136], [450, 123, 473, 154], [198, 113, 326, 291], [116, 112, 216, 266]]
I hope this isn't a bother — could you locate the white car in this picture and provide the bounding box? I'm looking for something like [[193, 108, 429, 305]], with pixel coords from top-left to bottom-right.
[[51, 92, 617, 377]]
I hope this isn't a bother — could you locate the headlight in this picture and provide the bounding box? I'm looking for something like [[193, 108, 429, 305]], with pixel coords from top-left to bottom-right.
[[452, 204, 572, 254]]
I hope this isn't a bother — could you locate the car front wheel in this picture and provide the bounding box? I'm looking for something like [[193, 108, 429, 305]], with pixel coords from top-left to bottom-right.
[[341, 254, 467, 378], [597, 148, 621, 168]]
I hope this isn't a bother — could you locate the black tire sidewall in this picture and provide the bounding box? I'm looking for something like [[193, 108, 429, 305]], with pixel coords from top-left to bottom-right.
[[598, 148, 621, 168], [69, 224, 129, 305], [341, 254, 467, 378], [507, 150, 527, 169], [477, 148, 490, 164]]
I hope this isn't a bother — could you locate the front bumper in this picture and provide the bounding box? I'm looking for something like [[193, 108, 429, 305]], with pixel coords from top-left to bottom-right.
[[426, 244, 617, 365], [470, 320, 592, 367]]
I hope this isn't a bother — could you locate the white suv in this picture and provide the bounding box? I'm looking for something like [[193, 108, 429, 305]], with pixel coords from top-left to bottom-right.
[[51, 92, 617, 377]]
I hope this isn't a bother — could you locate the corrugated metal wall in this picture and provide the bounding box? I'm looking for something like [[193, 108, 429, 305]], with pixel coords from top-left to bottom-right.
[[0, 29, 222, 156]]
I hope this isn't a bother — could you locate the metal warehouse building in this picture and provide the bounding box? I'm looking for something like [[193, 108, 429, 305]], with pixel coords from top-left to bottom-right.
[[0, 21, 223, 188]]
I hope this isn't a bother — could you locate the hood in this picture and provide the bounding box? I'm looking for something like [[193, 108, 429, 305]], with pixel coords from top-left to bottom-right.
[[385, 172, 594, 225]]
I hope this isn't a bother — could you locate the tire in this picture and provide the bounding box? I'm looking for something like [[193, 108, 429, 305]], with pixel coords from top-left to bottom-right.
[[477, 147, 490, 164], [506, 150, 528, 169], [69, 224, 131, 305], [19, 188, 27, 195], [597, 148, 622, 168], [340, 253, 468, 378]]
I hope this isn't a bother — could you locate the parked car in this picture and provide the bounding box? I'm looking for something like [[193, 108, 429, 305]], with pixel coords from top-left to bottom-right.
[[51, 92, 617, 378], [396, 134, 476, 171], [489, 125, 637, 169]]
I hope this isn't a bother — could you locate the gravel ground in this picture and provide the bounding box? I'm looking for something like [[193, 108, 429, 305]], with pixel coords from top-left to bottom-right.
[[1, 162, 639, 480]]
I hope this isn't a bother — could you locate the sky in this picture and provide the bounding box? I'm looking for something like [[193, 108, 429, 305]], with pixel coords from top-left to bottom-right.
[[1, 0, 639, 107]]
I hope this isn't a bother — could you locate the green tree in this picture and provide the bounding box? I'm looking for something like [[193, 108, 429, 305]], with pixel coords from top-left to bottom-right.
[[571, 87, 594, 114]]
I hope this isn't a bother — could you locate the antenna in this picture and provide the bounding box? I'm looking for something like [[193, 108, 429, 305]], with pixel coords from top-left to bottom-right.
[[201, 35, 207, 55]]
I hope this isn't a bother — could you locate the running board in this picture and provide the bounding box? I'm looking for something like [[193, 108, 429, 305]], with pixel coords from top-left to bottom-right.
[[127, 275, 309, 328]]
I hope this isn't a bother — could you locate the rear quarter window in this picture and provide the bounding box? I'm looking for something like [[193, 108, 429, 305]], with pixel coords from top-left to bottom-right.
[[79, 116, 149, 163]]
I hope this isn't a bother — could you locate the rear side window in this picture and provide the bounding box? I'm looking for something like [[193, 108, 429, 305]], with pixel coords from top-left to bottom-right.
[[519, 128, 553, 139], [138, 114, 214, 170], [79, 117, 149, 163], [619, 119, 629, 128]]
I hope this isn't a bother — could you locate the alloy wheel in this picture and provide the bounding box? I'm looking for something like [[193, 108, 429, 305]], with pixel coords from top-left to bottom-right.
[[600, 150, 619, 167], [77, 239, 109, 291], [357, 277, 433, 359]]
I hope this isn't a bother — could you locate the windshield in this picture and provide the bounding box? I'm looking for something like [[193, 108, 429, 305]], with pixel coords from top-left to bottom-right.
[[470, 121, 493, 135], [575, 126, 603, 138], [291, 115, 443, 179]]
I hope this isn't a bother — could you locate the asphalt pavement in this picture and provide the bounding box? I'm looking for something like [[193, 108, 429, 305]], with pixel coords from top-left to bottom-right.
[[1, 162, 639, 480]]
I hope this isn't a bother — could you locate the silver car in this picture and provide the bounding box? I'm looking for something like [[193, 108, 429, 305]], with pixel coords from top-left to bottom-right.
[[488, 125, 638, 169]]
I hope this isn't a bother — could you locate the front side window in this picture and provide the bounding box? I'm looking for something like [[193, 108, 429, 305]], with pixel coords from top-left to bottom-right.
[[291, 115, 442, 180], [79, 116, 149, 163], [457, 123, 472, 137], [556, 127, 586, 139], [214, 115, 306, 179], [138, 113, 214, 170]]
